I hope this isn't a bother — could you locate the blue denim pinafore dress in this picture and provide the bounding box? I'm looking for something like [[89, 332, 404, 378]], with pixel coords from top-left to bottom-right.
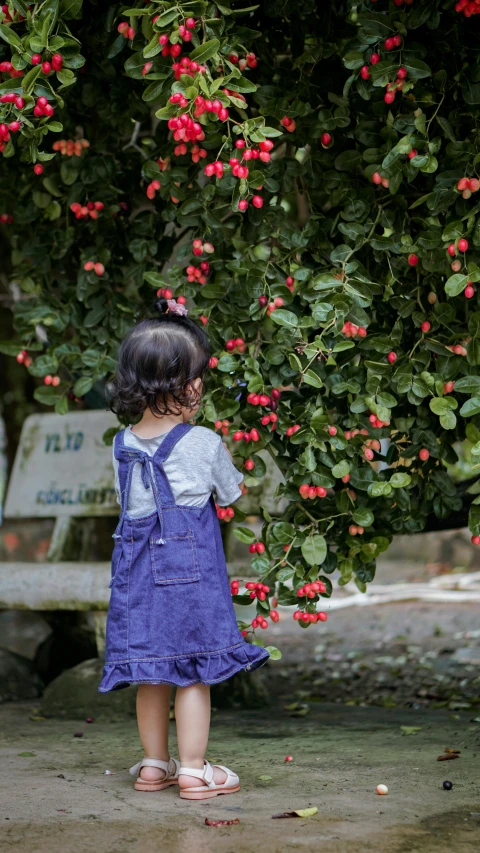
[[99, 423, 269, 691]]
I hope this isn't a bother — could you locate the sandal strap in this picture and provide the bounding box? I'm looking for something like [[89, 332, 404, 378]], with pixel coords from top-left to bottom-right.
[[129, 757, 174, 777], [178, 760, 214, 786]]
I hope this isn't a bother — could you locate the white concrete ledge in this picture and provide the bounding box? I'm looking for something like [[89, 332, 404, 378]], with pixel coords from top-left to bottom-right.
[[0, 562, 111, 610]]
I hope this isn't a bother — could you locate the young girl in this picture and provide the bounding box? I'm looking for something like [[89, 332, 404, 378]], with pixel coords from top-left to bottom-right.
[[99, 297, 269, 800]]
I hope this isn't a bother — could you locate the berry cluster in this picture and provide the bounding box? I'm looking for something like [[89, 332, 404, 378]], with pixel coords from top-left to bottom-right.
[[0, 60, 23, 78], [368, 413, 390, 430], [16, 349, 32, 367], [0, 92, 25, 107], [341, 321, 367, 338], [297, 581, 327, 598], [247, 388, 281, 408], [146, 179, 161, 200], [285, 424, 301, 437], [44, 374, 60, 386], [156, 17, 197, 51], [216, 504, 235, 521], [260, 412, 278, 430], [173, 55, 206, 81], [248, 541, 265, 554], [30, 52, 63, 73], [168, 113, 205, 146], [447, 239, 469, 257], [1, 4, 25, 23], [457, 176, 480, 198], [228, 50, 257, 70], [299, 484, 327, 500], [192, 238, 214, 256], [280, 115, 296, 132], [214, 419, 230, 435], [447, 343, 468, 356], [173, 141, 208, 162], [203, 160, 224, 179], [186, 262, 209, 284], [251, 615, 269, 630], [70, 201, 104, 220], [372, 171, 390, 189], [258, 295, 283, 314], [52, 138, 90, 156], [233, 429, 260, 442], [245, 581, 270, 600], [348, 524, 364, 536], [235, 137, 273, 162], [455, 0, 480, 16], [293, 610, 328, 624], [226, 337, 246, 353], [83, 261, 105, 276], [33, 95, 54, 118], [117, 22, 136, 40], [384, 66, 407, 104]]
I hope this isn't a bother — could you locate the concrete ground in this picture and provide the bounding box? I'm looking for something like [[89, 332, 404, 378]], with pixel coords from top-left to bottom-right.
[[1, 699, 480, 853]]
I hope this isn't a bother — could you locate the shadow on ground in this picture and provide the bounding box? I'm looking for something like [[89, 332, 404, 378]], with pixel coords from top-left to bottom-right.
[[1, 700, 479, 853]]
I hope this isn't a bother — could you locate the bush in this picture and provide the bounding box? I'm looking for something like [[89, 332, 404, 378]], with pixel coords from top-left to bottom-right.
[[2, 0, 480, 629]]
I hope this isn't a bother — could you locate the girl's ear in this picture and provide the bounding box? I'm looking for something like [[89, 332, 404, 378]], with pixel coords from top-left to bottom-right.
[[192, 377, 202, 393]]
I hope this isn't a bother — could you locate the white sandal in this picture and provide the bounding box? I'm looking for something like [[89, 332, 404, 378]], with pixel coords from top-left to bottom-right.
[[129, 756, 180, 792], [178, 759, 240, 800]]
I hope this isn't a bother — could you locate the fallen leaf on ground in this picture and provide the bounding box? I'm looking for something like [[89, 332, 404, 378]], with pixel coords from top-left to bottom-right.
[[437, 753, 459, 761], [444, 748, 461, 754], [29, 715, 46, 721], [258, 775, 273, 781], [17, 752, 35, 757], [272, 807, 318, 819], [205, 818, 240, 826], [400, 726, 422, 735]]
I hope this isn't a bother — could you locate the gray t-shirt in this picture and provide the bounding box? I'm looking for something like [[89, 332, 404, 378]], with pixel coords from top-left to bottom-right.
[[113, 425, 244, 517]]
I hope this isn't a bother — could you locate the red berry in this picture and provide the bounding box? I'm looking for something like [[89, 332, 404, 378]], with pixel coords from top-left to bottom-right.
[[421, 321, 431, 333], [465, 284, 475, 299], [328, 426, 337, 436], [252, 195, 263, 208], [259, 295, 268, 307], [256, 542, 265, 554], [317, 612, 328, 622], [370, 53, 380, 64], [31, 54, 41, 65], [233, 431, 243, 441], [41, 61, 51, 74], [472, 535, 480, 546], [447, 244, 456, 256], [419, 448, 430, 461], [33, 164, 44, 175], [360, 65, 370, 80], [458, 238, 469, 252], [245, 459, 255, 471], [408, 253, 418, 266], [321, 132, 331, 147]]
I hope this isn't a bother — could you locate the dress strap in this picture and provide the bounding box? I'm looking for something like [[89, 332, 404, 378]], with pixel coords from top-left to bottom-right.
[[113, 428, 126, 460], [153, 423, 193, 463]]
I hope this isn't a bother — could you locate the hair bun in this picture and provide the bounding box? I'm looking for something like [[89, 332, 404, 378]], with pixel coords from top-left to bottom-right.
[[155, 296, 169, 316]]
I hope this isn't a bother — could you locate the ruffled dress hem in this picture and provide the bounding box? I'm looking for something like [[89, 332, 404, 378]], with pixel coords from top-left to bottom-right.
[[98, 642, 270, 692]]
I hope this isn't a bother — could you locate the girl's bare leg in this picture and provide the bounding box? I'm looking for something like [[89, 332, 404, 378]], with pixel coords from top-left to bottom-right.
[[175, 684, 227, 788], [136, 683, 172, 781]]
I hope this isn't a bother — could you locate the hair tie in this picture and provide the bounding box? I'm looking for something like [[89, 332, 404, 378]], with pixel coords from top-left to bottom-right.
[[167, 299, 188, 317]]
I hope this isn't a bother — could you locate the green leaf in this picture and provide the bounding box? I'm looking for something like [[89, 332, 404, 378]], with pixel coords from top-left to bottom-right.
[[389, 472, 411, 488], [445, 273, 468, 297], [332, 460, 350, 478], [189, 39, 220, 64], [301, 535, 327, 566], [270, 309, 298, 328], [0, 23, 23, 49], [460, 397, 480, 417], [430, 396, 458, 415], [352, 508, 374, 527], [265, 645, 282, 660], [233, 526, 256, 544], [302, 369, 323, 388], [73, 376, 94, 396]]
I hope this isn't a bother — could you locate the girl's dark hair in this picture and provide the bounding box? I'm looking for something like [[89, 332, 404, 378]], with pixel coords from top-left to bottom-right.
[[109, 298, 211, 418]]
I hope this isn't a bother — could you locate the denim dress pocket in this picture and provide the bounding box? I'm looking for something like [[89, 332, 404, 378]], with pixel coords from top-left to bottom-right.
[[149, 531, 200, 585]]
